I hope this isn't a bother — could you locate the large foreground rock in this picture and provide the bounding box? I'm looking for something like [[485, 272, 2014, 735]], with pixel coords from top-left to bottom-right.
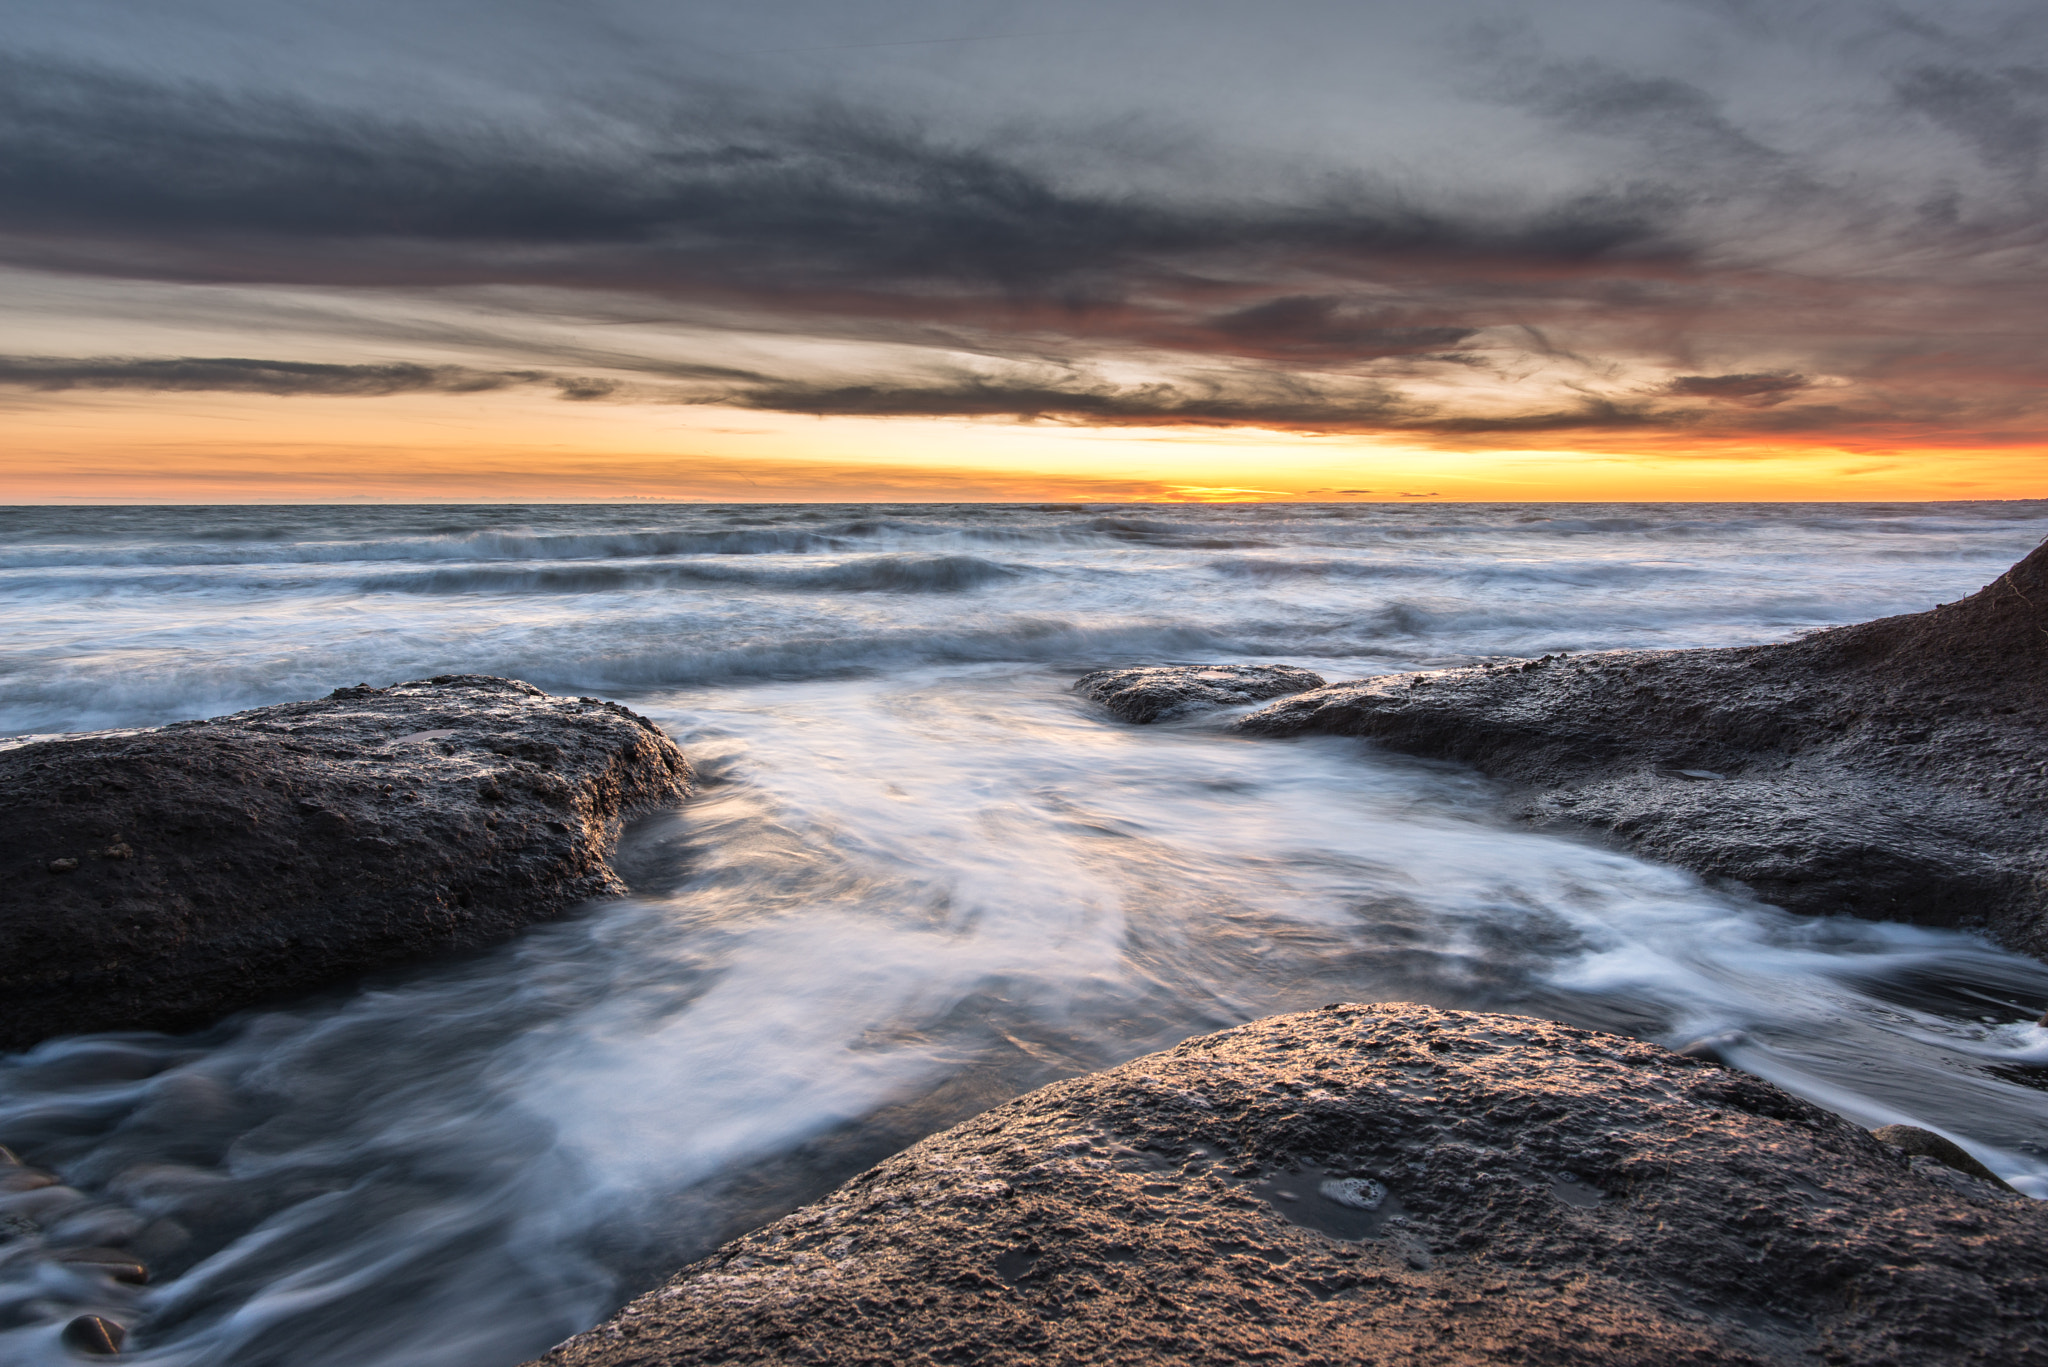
[[0, 675, 690, 1049], [531, 1005, 2044, 1367], [1074, 664, 1325, 723], [1236, 542, 2048, 958]]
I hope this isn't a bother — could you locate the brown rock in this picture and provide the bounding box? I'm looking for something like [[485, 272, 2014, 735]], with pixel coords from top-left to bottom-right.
[[1074, 664, 1325, 724], [60, 1316, 126, 1355], [0, 676, 691, 1049], [1870, 1124, 2017, 1191], [529, 1005, 2048, 1367], [53, 1247, 151, 1284], [1234, 541, 2048, 957]]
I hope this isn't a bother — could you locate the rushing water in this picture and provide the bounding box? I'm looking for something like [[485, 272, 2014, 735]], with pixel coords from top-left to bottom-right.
[[4, 501, 2048, 1365]]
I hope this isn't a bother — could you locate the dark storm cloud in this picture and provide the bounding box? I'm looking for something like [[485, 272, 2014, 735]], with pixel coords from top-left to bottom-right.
[[0, 354, 641, 399], [730, 374, 1405, 428], [1496, 60, 1788, 179], [1665, 373, 1810, 406], [1894, 64, 2047, 179], [725, 373, 1845, 438], [1198, 297, 1479, 362], [0, 51, 1678, 298]]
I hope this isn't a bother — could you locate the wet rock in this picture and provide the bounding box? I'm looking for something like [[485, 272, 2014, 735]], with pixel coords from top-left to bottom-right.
[[53, 1248, 151, 1285], [529, 1004, 2048, 1367], [1235, 542, 2048, 958], [61, 1315, 126, 1355], [0, 676, 691, 1050], [1673, 1029, 1747, 1065], [1870, 1124, 2016, 1191], [1074, 664, 1325, 724]]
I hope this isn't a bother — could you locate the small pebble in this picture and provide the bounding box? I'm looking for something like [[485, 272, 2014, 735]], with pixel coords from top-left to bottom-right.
[[61, 1316, 126, 1355], [47, 858, 79, 874]]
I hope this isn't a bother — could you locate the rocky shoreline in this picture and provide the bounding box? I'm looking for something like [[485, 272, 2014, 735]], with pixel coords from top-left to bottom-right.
[[0, 675, 690, 1050], [1082, 541, 2048, 961], [532, 1004, 2046, 1367], [9, 545, 2048, 1363]]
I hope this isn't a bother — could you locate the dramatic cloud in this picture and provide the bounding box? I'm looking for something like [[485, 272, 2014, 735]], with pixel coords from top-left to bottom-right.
[[4, 0, 2047, 468], [0, 355, 754, 399], [1665, 373, 1810, 407], [0, 355, 544, 396]]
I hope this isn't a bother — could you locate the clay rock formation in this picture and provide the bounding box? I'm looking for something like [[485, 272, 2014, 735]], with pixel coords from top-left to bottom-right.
[[0, 675, 690, 1049], [1234, 541, 2048, 957], [530, 1004, 2043, 1367], [1075, 664, 1325, 724]]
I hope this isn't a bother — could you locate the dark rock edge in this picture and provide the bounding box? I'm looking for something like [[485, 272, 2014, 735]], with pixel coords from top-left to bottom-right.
[[0, 674, 691, 1049]]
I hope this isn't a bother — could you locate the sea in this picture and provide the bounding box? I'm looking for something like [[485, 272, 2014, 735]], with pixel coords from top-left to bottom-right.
[[4, 500, 2048, 1366]]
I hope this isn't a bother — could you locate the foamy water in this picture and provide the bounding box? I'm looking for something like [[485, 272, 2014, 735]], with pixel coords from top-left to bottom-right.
[[4, 502, 2047, 1365]]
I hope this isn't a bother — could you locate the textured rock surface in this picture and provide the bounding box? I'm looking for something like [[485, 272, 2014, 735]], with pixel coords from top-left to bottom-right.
[[530, 1004, 2045, 1367], [1235, 542, 2048, 958], [0, 675, 690, 1049], [1074, 664, 1325, 724]]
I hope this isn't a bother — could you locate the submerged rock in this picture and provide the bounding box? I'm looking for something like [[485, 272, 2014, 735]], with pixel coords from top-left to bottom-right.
[[61, 1315, 125, 1355], [0, 676, 690, 1049], [1074, 664, 1325, 724], [1235, 542, 2048, 958], [530, 1004, 2045, 1367]]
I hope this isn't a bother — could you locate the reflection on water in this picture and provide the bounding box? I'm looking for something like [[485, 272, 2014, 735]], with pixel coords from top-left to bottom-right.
[[4, 503, 2047, 1365]]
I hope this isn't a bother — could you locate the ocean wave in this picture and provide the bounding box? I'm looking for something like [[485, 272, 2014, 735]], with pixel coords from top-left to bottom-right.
[[0, 527, 860, 570], [357, 554, 1023, 597], [560, 620, 1242, 690], [1202, 555, 1715, 588]]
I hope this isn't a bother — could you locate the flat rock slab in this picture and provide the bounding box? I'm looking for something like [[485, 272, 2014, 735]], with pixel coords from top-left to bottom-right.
[[1074, 664, 1325, 724], [1234, 543, 2048, 958], [0, 675, 690, 1049], [531, 1004, 2045, 1367]]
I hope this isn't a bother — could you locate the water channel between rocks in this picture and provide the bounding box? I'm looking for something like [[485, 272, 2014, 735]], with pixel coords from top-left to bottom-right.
[[4, 502, 2048, 1366]]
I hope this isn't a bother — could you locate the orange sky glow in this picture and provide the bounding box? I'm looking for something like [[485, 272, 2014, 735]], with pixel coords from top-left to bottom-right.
[[6, 388, 2044, 504]]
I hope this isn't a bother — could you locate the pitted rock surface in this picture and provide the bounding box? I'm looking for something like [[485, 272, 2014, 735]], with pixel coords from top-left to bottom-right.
[[1234, 542, 2048, 958], [1075, 664, 1325, 724], [0, 675, 690, 1048], [529, 1005, 2045, 1367]]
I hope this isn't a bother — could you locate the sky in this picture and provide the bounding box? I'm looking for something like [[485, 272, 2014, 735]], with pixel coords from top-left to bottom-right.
[[4, 0, 2046, 503]]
